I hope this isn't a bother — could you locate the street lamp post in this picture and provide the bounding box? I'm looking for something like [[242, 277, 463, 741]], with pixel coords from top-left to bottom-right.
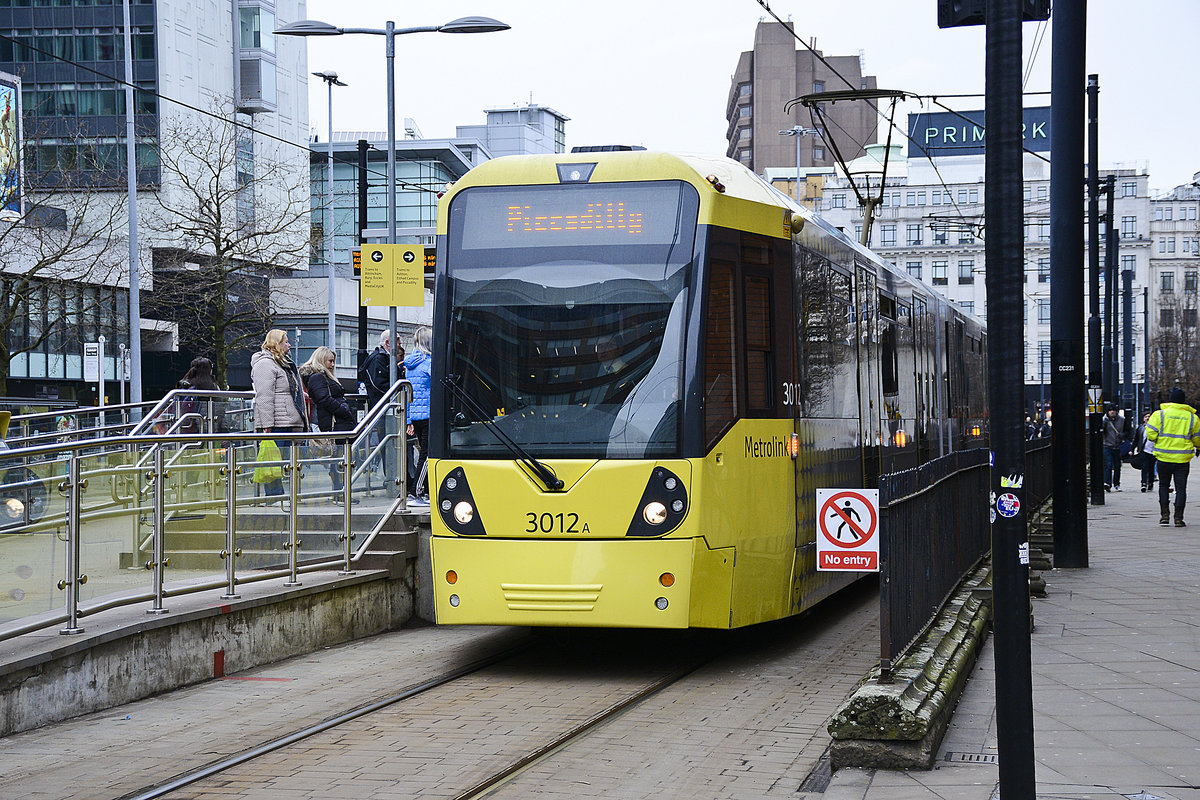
[[778, 126, 818, 203], [313, 70, 346, 361], [277, 15, 510, 386]]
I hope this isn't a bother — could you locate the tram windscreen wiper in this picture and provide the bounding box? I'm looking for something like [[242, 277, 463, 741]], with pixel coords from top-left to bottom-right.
[[441, 375, 565, 492]]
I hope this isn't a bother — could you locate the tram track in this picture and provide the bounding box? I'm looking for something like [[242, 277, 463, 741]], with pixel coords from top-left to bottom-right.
[[121, 581, 877, 800]]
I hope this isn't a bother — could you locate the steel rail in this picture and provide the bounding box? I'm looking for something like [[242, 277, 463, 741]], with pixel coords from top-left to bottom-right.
[[119, 646, 528, 800]]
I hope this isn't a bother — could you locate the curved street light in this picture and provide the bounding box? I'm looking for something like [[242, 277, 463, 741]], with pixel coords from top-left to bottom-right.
[[277, 16, 510, 386]]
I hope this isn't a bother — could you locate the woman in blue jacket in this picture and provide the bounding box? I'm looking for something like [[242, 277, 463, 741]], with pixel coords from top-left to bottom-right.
[[403, 326, 432, 506]]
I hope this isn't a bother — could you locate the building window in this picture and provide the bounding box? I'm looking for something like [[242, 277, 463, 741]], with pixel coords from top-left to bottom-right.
[[1168, 237, 1176, 254], [1122, 255, 1136, 273], [932, 260, 948, 285], [961, 301, 974, 314], [1038, 299, 1051, 324], [933, 189, 942, 204], [958, 259, 975, 284], [958, 189, 967, 204], [933, 226, 947, 245], [1186, 272, 1198, 293], [1162, 308, 1175, 327], [906, 224, 923, 246], [813, 80, 825, 93], [813, 146, 824, 161], [854, 225, 863, 241], [239, 6, 277, 52], [1186, 309, 1198, 328], [1121, 216, 1136, 238], [958, 229, 975, 245], [1162, 272, 1175, 293], [1038, 220, 1050, 241], [906, 261, 922, 280], [830, 193, 846, 209], [1165, 206, 1174, 221], [737, 83, 751, 98], [1122, 181, 1136, 197], [1023, 184, 1031, 202], [881, 224, 896, 246], [1038, 257, 1050, 283], [1037, 185, 1047, 201], [969, 187, 979, 204], [917, 191, 926, 205], [906, 191, 916, 206]]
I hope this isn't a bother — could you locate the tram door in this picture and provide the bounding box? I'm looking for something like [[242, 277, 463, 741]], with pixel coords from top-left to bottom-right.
[[913, 296, 933, 463], [855, 264, 881, 485]]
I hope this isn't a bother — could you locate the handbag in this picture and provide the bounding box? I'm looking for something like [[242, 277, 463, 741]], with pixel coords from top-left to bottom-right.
[[309, 426, 336, 459], [252, 439, 284, 484], [1119, 439, 1132, 459], [1129, 452, 1147, 471]]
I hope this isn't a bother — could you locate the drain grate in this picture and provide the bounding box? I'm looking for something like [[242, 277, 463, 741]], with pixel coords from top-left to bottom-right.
[[944, 751, 999, 764]]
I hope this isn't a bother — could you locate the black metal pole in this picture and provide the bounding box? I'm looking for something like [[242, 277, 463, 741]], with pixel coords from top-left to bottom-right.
[[357, 138, 369, 380], [1123, 253, 1133, 417], [1104, 175, 1113, 402], [1087, 75, 1105, 506], [1051, 0, 1091, 565], [1104, 176, 1118, 404], [986, 1, 1036, 795], [1143, 286, 1151, 414]]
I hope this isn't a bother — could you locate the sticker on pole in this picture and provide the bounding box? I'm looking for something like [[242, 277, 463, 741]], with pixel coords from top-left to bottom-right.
[[816, 488, 880, 572], [996, 492, 1021, 518]]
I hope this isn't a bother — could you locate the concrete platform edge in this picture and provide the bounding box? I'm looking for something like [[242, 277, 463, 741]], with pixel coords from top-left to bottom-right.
[[0, 563, 416, 737]]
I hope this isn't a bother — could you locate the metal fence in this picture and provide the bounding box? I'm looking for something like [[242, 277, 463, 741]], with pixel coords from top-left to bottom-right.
[[878, 447, 991, 680], [876, 439, 1055, 680]]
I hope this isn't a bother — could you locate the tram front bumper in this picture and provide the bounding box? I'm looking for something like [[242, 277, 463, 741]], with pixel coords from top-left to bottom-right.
[[431, 537, 697, 628]]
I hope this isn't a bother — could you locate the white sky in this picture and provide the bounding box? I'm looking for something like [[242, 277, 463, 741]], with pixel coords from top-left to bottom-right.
[[301, 0, 1199, 195]]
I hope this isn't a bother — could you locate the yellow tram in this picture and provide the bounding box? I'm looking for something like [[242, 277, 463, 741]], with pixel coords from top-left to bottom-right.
[[428, 150, 987, 628]]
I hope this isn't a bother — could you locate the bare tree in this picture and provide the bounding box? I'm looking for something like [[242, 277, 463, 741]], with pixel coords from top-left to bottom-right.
[[0, 152, 127, 395], [142, 100, 311, 388], [1147, 289, 1200, 404]]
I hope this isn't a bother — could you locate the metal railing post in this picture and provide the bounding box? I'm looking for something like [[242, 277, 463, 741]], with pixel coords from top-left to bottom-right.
[[339, 440, 355, 575], [285, 441, 301, 586], [58, 450, 86, 635], [398, 397, 409, 505], [147, 446, 169, 614], [220, 443, 241, 599]]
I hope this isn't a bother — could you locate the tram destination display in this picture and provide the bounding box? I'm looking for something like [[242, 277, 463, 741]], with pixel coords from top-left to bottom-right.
[[456, 181, 693, 249]]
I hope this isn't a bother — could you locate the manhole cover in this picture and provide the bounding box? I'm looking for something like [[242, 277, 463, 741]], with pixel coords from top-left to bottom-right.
[[944, 751, 999, 764]]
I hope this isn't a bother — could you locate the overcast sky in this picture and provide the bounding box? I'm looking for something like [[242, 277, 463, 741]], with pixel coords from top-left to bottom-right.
[[300, 0, 1198, 195]]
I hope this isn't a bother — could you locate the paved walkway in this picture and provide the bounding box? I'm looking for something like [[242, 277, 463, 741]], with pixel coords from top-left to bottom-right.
[[821, 481, 1200, 800]]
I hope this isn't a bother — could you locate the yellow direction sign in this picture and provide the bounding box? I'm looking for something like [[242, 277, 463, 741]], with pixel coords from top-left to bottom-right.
[[360, 244, 425, 307]]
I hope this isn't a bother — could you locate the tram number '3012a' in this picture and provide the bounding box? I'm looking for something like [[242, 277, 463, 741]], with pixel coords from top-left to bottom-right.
[[782, 382, 802, 406], [526, 512, 589, 534]]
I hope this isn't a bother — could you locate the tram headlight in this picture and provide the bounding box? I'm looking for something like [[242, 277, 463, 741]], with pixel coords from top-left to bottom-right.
[[627, 467, 688, 537], [438, 467, 486, 536], [643, 501, 668, 525]]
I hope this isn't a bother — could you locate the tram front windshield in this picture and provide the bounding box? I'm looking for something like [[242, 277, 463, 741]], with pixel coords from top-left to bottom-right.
[[443, 180, 699, 459]]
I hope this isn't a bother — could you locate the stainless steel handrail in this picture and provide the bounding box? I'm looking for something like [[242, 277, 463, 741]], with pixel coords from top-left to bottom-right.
[[0, 380, 414, 643]]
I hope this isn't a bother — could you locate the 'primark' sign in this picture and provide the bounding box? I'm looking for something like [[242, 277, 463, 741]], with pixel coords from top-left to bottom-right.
[[907, 107, 1051, 158]]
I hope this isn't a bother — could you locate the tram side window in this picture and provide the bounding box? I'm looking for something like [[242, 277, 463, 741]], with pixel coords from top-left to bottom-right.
[[744, 275, 774, 411], [704, 261, 739, 446], [881, 322, 899, 396]]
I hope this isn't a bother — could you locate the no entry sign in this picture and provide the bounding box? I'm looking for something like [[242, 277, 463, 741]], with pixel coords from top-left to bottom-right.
[[816, 488, 880, 572]]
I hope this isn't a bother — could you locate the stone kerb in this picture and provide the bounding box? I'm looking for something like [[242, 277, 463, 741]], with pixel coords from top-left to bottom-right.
[[827, 561, 992, 770]]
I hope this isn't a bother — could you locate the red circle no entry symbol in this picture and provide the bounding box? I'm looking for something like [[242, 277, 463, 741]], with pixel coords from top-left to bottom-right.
[[820, 491, 878, 549]]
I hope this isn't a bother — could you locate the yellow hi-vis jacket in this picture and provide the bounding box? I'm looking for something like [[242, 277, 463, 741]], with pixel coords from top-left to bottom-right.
[[1146, 402, 1200, 463]]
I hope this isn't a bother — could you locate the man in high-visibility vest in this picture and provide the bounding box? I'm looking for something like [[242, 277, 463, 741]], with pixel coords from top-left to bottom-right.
[[1146, 387, 1200, 527]]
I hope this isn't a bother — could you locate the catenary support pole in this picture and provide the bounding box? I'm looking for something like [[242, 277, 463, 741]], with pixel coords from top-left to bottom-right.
[[1051, 0, 1090, 562], [1104, 176, 1117, 404], [1087, 75, 1105, 506], [357, 139, 369, 382], [986, 1, 1037, 795]]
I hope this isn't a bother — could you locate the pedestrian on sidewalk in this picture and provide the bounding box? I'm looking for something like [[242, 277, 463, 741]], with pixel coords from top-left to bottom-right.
[[1101, 405, 1128, 491], [1134, 411, 1156, 492], [1145, 387, 1200, 526]]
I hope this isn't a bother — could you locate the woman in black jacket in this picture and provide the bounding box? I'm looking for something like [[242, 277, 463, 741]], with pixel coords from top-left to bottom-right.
[[300, 347, 356, 498]]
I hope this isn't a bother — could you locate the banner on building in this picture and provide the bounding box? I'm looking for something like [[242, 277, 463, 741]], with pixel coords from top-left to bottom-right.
[[0, 71, 22, 222]]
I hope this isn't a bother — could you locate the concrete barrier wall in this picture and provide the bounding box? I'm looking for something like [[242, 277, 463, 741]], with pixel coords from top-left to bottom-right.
[[0, 568, 414, 737]]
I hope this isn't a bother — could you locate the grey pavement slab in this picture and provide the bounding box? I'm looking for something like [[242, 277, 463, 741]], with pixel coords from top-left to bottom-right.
[[824, 478, 1200, 800]]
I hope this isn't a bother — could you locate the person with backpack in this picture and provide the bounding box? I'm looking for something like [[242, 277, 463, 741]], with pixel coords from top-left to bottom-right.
[[176, 356, 219, 433], [357, 330, 404, 409]]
